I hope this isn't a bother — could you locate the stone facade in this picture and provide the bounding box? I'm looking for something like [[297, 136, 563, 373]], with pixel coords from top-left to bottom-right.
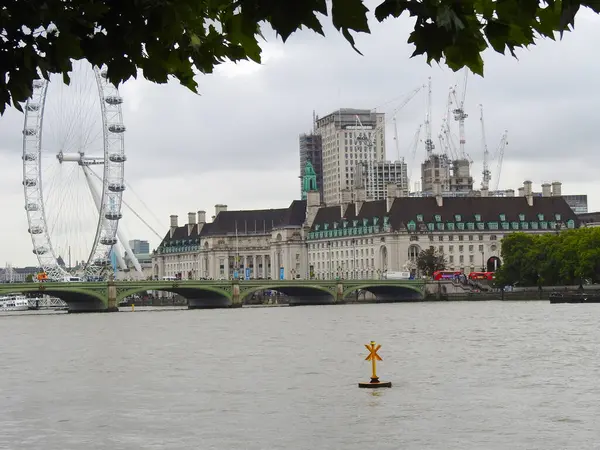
[[153, 179, 579, 281], [152, 201, 308, 281]]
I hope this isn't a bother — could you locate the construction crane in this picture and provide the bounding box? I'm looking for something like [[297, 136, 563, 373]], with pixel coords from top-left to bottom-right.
[[493, 131, 509, 191], [392, 84, 426, 161], [439, 88, 459, 160], [406, 124, 422, 187], [480, 104, 491, 190], [424, 77, 435, 159], [451, 69, 469, 158]]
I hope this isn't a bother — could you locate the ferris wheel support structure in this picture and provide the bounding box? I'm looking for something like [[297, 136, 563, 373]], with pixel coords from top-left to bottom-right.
[[82, 166, 128, 271], [22, 63, 127, 281], [84, 167, 144, 278]]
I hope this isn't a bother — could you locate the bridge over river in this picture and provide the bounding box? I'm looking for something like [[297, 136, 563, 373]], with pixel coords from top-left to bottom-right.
[[0, 279, 425, 313]]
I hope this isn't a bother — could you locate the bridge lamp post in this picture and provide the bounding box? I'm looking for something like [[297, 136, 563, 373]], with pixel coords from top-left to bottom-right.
[[327, 241, 332, 280], [351, 238, 357, 280]]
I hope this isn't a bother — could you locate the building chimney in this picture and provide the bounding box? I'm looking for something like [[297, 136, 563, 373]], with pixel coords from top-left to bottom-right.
[[480, 188, 489, 198], [524, 180, 533, 206], [305, 191, 321, 228], [505, 189, 515, 197], [340, 189, 352, 217], [541, 183, 551, 197], [386, 183, 396, 213], [433, 181, 443, 207], [187, 212, 196, 235], [169, 214, 178, 238], [551, 181, 562, 197], [197, 210, 206, 224], [518, 187, 525, 197], [215, 204, 228, 217], [354, 186, 366, 216]]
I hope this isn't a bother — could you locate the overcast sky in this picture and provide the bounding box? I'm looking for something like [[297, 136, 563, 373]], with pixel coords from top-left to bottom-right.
[[1, 6, 599, 267]]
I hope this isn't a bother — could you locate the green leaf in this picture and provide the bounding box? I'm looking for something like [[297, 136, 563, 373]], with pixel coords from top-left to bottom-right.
[[374, 0, 416, 21], [484, 20, 511, 53], [331, 0, 370, 53]]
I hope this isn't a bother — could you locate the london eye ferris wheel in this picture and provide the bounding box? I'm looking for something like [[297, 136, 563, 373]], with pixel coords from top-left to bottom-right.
[[21, 60, 127, 281]]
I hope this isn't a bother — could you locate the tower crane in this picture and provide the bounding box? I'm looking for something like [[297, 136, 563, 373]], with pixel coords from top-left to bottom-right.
[[493, 131, 509, 191], [407, 124, 422, 188], [439, 88, 459, 160], [451, 69, 469, 158], [424, 77, 435, 158], [392, 84, 426, 161], [480, 104, 491, 190]]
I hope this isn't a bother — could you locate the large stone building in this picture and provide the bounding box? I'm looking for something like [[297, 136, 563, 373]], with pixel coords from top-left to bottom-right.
[[152, 168, 579, 281], [307, 181, 577, 279], [152, 202, 309, 281]]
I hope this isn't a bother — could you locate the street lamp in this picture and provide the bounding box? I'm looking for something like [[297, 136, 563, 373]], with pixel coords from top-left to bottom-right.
[[481, 250, 485, 272], [327, 241, 332, 279], [351, 238, 357, 280]]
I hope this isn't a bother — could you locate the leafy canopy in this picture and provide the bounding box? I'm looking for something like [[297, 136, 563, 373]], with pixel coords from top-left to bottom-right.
[[494, 227, 600, 287], [417, 247, 446, 276], [1, 0, 599, 114]]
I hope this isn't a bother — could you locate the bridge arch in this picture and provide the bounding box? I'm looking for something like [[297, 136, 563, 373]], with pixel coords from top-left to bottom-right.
[[241, 283, 335, 306], [117, 284, 232, 309], [0, 285, 107, 312], [343, 282, 423, 302]]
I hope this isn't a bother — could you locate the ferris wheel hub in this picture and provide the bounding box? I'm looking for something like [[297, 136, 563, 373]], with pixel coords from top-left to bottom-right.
[[56, 151, 104, 165]]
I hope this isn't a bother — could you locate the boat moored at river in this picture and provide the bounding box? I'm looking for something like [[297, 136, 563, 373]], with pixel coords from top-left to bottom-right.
[[0, 295, 30, 311]]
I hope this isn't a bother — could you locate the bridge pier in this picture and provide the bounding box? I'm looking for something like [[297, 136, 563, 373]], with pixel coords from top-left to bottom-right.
[[106, 282, 119, 312]]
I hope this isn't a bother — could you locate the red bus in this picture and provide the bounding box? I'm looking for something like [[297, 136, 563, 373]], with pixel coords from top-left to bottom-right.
[[433, 270, 463, 281], [468, 271, 495, 281]]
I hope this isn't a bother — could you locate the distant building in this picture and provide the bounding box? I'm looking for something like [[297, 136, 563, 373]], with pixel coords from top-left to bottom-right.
[[315, 108, 385, 205], [355, 160, 409, 200], [0, 265, 40, 282], [448, 158, 474, 193], [129, 239, 150, 255], [421, 154, 451, 193], [578, 211, 600, 227], [562, 194, 588, 215], [299, 133, 323, 199]]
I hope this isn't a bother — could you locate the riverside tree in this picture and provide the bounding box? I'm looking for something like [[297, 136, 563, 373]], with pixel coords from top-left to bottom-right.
[[494, 227, 600, 287], [417, 247, 446, 277], [2, 0, 598, 114]]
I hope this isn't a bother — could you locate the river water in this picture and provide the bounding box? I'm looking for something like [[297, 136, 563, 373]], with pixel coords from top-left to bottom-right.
[[0, 301, 598, 449]]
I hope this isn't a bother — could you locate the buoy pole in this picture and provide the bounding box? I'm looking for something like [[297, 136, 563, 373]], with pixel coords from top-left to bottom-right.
[[358, 341, 391, 388], [371, 345, 378, 383]]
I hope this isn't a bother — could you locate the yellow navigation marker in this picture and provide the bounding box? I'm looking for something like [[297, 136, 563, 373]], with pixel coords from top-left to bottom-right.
[[358, 341, 392, 388]]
